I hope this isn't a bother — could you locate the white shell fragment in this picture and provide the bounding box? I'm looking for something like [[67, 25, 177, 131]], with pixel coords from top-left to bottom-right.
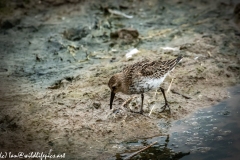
[[108, 9, 133, 19], [125, 48, 139, 59], [161, 47, 179, 51]]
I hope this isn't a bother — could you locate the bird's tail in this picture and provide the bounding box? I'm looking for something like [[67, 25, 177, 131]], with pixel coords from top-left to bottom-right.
[[168, 55, 183, 71], [176, 55, 183, 63]]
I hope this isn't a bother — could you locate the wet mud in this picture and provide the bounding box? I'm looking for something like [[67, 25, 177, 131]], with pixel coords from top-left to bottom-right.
[[0, 0, 240, 159]]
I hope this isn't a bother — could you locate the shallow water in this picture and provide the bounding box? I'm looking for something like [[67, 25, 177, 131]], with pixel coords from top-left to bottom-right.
[[116, 85, 240, 160]]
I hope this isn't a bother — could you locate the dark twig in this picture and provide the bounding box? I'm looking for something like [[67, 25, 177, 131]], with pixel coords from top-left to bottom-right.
[[124, 141, 158, 160], [171, 89, 191, 99]]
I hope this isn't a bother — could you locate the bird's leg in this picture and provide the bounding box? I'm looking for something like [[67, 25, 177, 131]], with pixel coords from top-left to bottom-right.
[[140, 93, 144, 114], [160, 87, 170, 112], [129, 94, 144, 114]]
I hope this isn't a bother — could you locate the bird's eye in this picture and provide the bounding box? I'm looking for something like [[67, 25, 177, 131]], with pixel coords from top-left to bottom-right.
[[112, 86, 116, 90]]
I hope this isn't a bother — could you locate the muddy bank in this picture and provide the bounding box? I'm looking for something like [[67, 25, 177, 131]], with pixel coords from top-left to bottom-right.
[[0, 0, 240, 159]]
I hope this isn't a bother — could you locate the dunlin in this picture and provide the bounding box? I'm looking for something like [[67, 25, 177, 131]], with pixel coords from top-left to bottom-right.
[[108, 56, 183, 114]]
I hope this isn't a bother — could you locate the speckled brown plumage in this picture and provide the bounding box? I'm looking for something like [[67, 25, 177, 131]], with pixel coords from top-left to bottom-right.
[[108, 56, 183, 114]]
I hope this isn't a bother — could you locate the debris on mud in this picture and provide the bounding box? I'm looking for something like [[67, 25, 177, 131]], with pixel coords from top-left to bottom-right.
[[63, 27, 90, 41], [111, 28, 139, 40]]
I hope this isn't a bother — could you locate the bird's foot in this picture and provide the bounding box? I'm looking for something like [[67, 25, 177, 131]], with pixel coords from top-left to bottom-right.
[[161, 103, 170, 113], [130, 109, 143, 114], [130, 109, 151, 118]]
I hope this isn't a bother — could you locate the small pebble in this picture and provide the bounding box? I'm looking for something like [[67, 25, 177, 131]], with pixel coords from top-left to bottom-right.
[[93, 102, 101, 109]]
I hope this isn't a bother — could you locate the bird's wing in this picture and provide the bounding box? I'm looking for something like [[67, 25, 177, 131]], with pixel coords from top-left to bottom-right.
[[138, 60, 167, 78], [122, 60, 149, 79], [123, 56, 182, 79]]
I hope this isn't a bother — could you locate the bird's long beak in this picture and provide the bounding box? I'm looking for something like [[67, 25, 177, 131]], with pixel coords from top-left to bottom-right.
[[110, 91, 115, 109]]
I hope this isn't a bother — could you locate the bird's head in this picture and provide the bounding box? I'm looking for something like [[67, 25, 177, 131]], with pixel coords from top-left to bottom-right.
[[108, 73, 124, 109]]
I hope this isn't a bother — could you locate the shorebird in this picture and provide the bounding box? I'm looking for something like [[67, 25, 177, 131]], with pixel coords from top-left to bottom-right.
[[108, 55, 183, 114]]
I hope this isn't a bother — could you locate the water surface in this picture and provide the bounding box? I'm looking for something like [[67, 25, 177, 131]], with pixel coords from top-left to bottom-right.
[[117, 85, 240, 160]]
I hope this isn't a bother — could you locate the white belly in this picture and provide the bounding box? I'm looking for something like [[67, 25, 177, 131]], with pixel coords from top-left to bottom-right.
[[132, 74, 168, 93]]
